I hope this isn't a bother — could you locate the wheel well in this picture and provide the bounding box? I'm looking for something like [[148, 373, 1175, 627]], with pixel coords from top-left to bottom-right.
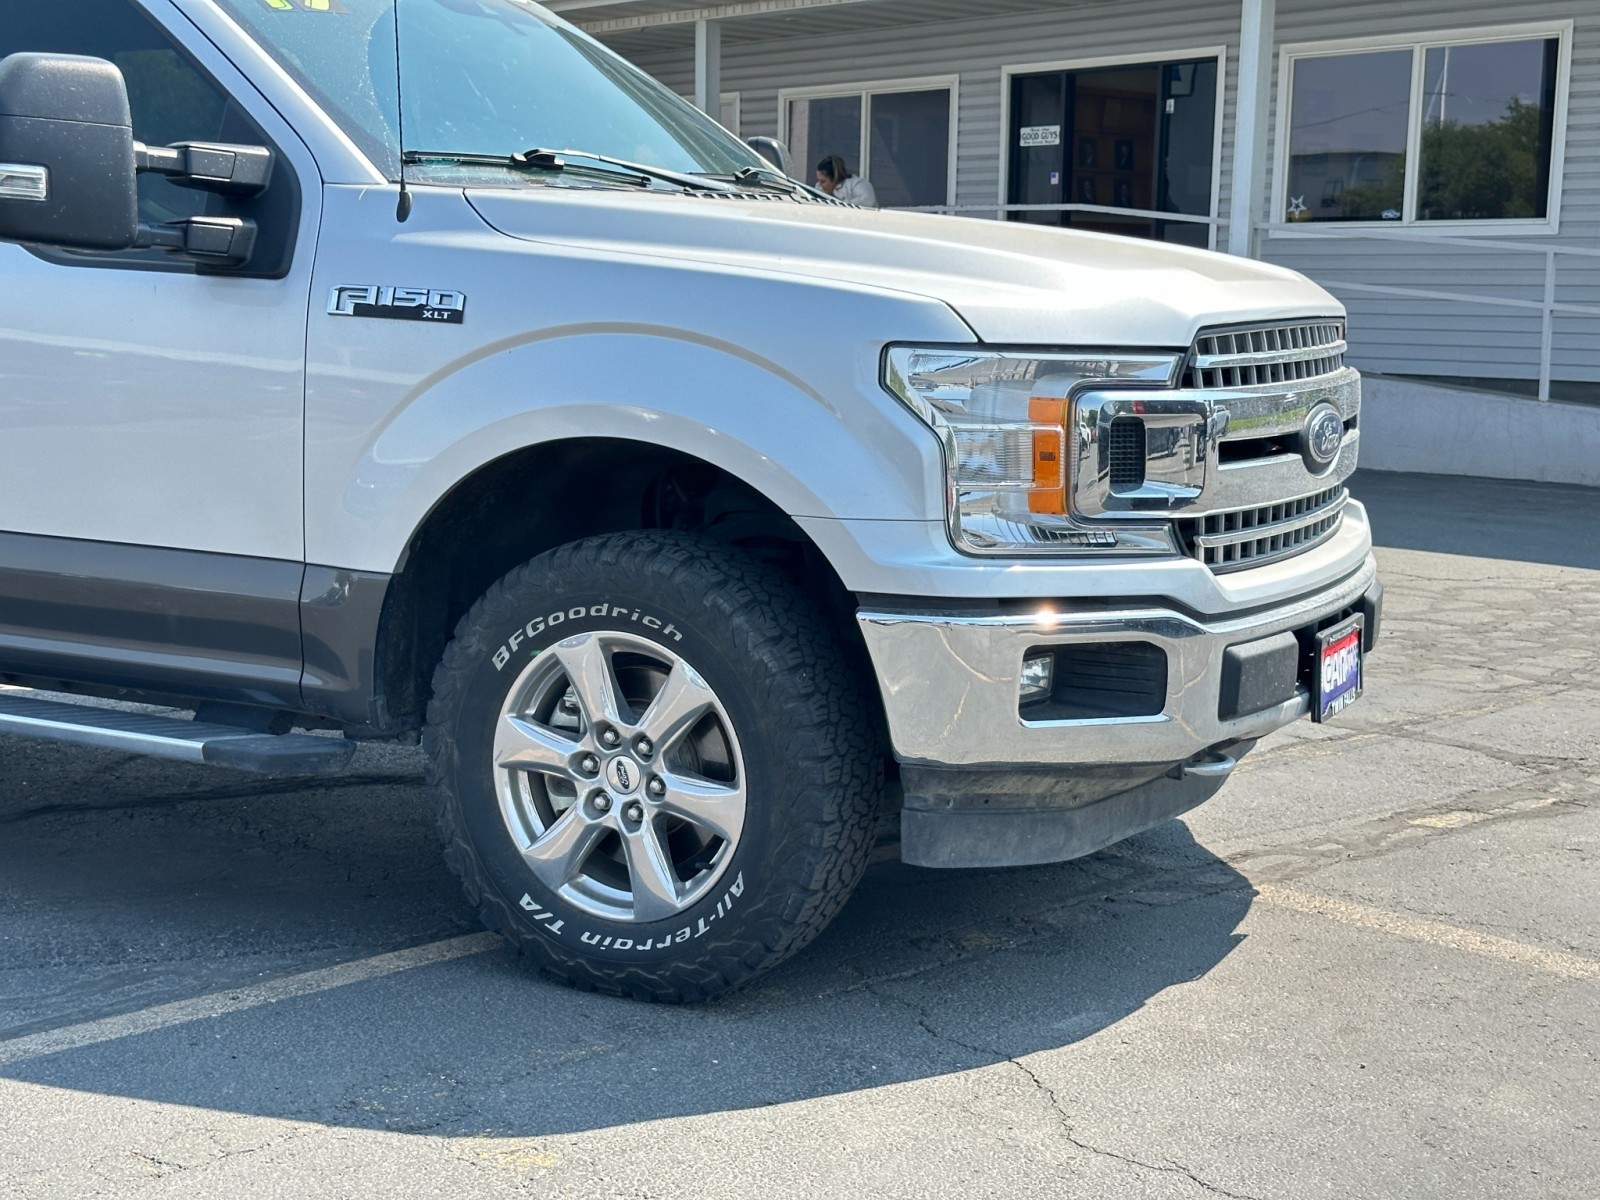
[[373, 439, 883, 744]]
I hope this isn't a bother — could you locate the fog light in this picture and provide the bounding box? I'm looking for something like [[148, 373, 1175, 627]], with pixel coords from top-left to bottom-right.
[[1020, 652, 1055, 703]]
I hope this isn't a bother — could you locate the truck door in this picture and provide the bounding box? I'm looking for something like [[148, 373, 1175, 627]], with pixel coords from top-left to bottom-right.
[[0, 0, 318, 704]]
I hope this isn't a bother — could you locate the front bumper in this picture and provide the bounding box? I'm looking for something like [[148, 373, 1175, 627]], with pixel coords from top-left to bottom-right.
[[857, 555, 1382, 867], [859, 554, 1379, 769]]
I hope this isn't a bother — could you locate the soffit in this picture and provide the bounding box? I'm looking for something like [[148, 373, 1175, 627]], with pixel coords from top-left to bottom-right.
[[545, 0, 1113, 55]]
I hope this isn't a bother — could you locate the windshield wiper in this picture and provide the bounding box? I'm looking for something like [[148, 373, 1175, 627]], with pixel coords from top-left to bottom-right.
[[693, 165, 806, 195], [727, 166, 843, 202], [516, 148, 736, 192], [405, 149, 648, 188], [403, 148, 735, 193]]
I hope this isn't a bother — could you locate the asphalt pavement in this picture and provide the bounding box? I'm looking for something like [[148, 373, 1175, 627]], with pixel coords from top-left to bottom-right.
[[0, 470, 1595, 1199]]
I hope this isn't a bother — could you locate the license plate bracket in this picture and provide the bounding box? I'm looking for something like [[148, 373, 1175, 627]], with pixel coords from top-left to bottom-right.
[[1313, 615, 1364, 723]]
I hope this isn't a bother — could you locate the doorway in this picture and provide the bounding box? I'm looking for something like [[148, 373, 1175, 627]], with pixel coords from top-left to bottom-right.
[[1007, 56, 1219, 246]]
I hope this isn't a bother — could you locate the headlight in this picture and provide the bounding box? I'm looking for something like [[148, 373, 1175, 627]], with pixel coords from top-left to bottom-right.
[[884, 346, 1181, 555]]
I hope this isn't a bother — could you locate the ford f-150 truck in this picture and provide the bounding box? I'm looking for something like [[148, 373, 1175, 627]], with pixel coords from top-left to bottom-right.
[[0, 0, 1380, 1001]]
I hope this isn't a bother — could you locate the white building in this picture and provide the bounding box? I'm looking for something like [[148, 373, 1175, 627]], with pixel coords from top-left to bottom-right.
[[549, 0, 1600, 483]]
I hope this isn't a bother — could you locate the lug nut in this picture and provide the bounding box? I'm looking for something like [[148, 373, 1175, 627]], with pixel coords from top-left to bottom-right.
[[594, 794, 613, 813], [624, 802, 644, 823], [579, 754, 600, 776], [648, 776, 666, 797], [636, 736, 654, 757], [601, 728, 621, 747]]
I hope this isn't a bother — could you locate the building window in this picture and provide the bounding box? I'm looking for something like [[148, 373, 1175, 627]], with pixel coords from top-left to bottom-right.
[[782, 79, 956, 208], [1280, 26, 1567, 228]]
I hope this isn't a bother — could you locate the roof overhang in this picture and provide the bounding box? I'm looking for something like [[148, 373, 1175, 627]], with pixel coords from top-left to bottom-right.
[[544, 0, 1096, 53]]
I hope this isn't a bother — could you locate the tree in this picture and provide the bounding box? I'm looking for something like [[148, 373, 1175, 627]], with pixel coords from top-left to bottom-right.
[[1417, 99, 1545, 221], [1327, 98, 1546, 222]]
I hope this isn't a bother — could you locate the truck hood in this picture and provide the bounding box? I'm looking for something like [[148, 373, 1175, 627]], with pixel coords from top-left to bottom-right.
[[467, 187, 1340, 347]]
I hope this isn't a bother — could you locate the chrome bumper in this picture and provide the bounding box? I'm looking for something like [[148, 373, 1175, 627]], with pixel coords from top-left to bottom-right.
[[857, 554, 1379, 771]]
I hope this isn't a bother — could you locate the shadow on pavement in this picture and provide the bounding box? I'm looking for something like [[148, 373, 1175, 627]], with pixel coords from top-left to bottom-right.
[[0, 742, 1251, 1137], [1352, 469, 1600, 571]]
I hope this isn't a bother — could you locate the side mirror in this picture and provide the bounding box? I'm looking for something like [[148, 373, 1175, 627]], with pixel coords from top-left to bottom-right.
[[0, 53, 275, 267], [746, 136, 792, 179], [0, 53, 139, 251]]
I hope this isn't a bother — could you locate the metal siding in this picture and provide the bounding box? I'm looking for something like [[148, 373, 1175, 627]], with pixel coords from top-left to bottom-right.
[[606, 0, 1599, 385]]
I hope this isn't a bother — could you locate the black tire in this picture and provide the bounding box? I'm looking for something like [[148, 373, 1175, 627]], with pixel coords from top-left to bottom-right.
[[424, 531, 882, 1001]]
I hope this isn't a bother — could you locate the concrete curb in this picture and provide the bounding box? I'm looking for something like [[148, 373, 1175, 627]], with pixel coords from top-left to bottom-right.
[[1358, 376, 1600, 488]]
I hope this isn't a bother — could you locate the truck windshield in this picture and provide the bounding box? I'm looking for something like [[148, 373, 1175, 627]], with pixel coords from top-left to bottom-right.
[[211, 0, 762, 185]]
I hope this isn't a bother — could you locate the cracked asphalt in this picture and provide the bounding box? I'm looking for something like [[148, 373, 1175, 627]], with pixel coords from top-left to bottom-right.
[[0, 470, 1596, 1199]]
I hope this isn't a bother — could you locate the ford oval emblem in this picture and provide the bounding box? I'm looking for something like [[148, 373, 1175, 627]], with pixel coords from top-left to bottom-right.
[[1304, 404, 1344, 472], [606, 756, 638, 793]]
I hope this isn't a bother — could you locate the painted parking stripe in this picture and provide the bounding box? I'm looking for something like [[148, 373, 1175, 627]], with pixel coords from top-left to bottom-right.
[[1259, 885, 1599, 982], [0, 933, 502, 1067], [5, 885, 1590, 1069]]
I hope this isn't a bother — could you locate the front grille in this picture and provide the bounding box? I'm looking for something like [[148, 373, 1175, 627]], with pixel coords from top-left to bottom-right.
[[1177, 486, 1347, 573], [1183, 320, 1346, 390]]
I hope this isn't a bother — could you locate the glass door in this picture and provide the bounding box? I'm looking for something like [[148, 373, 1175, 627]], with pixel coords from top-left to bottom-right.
[[1009, 57, 1217, 245]]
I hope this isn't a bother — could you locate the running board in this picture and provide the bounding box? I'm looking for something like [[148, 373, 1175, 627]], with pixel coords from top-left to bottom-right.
[[0, 693, 356, 776]]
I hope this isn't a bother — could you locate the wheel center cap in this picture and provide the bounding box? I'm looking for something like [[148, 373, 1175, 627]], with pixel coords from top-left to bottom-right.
[[605, 755, 642, 794]]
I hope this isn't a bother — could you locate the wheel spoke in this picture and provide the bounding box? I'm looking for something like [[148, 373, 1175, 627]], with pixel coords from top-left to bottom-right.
[[637, 661, 717, 752], [522, 809, 608, 890], [655, 771, 746, 845], [621, 821, 683, 922], [553, 634, 626, 729], [495, 714, 578, 777]]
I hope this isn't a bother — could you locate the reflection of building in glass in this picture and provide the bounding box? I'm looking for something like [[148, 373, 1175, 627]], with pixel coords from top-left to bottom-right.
[[1290, 151, 1406, 221]]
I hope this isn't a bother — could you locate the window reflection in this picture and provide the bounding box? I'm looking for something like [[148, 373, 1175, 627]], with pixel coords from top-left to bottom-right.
[[787, 95, 863, 186], [787, 87, 953, 208], [869, 89, 950, 208], [1286, 50, 1411, 223], [1418, 39, 1558, 221], [213, 0, 757, 182], [1283, 35, 1562, 226]]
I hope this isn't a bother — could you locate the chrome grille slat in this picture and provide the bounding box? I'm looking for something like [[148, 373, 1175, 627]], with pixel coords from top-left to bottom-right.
[[1184, 320, 1346, 392], [1194, 492, 1348, 549], [1191, 341, 1349, 370], [1178, 486, 1347, 573]]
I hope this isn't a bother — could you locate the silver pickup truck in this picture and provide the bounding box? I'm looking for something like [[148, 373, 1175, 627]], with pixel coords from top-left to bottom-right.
[[0, 0, 1380, 1001]]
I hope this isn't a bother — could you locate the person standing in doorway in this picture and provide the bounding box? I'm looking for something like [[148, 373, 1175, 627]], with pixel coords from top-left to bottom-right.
[[815, 155, 878, 207]]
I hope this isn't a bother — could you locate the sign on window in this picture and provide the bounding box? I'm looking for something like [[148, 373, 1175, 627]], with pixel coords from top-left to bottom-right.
[[1019, 125, 1061, 148]]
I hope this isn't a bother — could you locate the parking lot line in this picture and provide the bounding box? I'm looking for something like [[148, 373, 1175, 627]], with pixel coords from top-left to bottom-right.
[[0, 933, 502, 1067], [1258, 884, 1599, 982], [4, 881, 1590, 1075]]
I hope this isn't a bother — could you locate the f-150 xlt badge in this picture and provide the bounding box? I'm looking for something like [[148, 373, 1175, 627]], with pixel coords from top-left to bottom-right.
[[328, 286, 466, 324]]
